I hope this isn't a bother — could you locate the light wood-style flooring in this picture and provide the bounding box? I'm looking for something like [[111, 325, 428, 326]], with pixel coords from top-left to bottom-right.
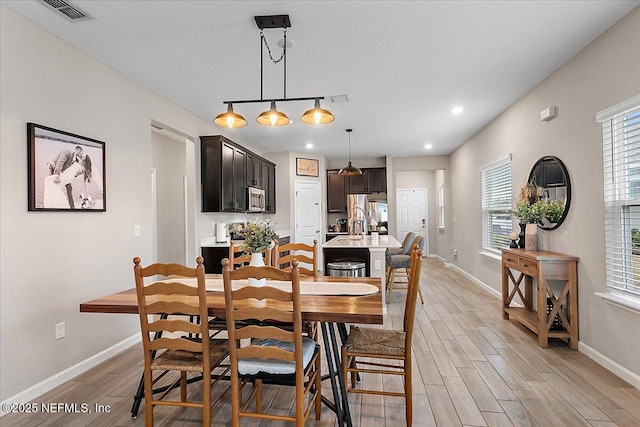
[[3, 258, 639, 426]]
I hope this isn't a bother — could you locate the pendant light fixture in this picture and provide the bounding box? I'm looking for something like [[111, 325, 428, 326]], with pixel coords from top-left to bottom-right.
[[300, 98, 335, 124], [213, 15, 335, 128], [256, 100, 289, 126], [338, 129, 362, 176], [213, 103, 248, 128]]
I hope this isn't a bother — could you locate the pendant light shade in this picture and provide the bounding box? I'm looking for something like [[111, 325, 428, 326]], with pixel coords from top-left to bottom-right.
[[300, 98, 335, 124], [213, 104, 247, 128], [257, 101, 290, 126], [338, 129, 362, 176]]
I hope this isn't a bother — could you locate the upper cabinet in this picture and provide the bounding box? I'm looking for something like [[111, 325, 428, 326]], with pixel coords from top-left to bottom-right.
[[364, 168, 387, 193], [263, 162, 276, 214], [326, 167, 386, 212], [201, 135, 276, 213], [327, 170, 348, 212]]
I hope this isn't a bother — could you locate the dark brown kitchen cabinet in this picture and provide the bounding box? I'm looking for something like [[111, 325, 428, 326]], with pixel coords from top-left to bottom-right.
[[348, 172, 366, 193], [233, 147, 247, 211], [246, 153, 262, 188], [365, 167, 387, 193], [201, 135, 275, 213], [327, 169, 348, 212], [326, 168, 387, 212], [263, 162, 276, 213]]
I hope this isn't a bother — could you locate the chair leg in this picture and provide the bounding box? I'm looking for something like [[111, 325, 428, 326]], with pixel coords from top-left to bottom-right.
[[144, 368, 153, 427], [255, 379, 263, 414], [315, 350, 322, 420], [202, 372, 211, 427], [418, 285, 425, 304], [180, 371, 187, 402], [405, 357, 413, 426], [387, 268, 396, 300]]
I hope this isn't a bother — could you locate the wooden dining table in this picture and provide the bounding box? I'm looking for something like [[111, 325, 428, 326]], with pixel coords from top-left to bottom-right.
[[80, 275, 383, 427]]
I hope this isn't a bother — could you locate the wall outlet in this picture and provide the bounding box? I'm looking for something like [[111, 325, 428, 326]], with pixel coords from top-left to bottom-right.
[[374, 260, 381, 270], [453, 249, 458, 256], [134, 225, 141, 237], [55, 322, 65, 340]]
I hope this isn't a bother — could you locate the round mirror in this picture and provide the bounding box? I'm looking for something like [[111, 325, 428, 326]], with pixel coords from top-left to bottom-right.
[[528, 156, 571, 230]]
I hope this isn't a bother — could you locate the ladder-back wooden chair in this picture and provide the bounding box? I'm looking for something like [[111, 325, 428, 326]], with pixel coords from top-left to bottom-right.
[[222, 258, 322, 426], [133, 256, 229, 427], [273, 240, 318, 276], [386, 237, 425, 304], [342, 248, 423, 426]]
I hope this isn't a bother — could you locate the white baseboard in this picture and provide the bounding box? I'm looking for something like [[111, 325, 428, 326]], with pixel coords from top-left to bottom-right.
[[450, 264, 502, 300], [579, 342, 640, 389], [0, 334, 140, 417]]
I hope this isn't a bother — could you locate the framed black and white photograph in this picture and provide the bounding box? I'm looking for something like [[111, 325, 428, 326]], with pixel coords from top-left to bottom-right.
[[27, 123, 106, 211]]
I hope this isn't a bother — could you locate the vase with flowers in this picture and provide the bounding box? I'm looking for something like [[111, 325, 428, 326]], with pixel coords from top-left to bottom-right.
[[238, 220, 279, 286], [514, 181, 545, 250]]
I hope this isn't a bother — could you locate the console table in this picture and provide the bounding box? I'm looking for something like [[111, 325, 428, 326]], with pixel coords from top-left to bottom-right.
[[501, 248, 579, 349]]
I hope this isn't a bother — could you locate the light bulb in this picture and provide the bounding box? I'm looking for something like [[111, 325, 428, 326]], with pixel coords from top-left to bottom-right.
[[270, 113, 277, 126], [226, 116, 235, 127], [314, 111, 321, 124]]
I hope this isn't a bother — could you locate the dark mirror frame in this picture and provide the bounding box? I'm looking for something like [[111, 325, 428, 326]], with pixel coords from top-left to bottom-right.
[[528, 156, 571, 230]]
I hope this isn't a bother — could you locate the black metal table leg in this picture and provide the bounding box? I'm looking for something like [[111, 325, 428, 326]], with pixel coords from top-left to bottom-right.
[[320, 322, 344, 425], [328, 323, 353, 427], [319, 322, 353, 427]]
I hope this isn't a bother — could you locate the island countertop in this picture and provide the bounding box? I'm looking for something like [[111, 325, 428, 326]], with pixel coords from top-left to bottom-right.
[[322, 235, 401, 249]]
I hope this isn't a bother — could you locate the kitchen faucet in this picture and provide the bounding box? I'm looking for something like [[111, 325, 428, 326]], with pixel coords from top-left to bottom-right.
[[349, 206, 367, 237]]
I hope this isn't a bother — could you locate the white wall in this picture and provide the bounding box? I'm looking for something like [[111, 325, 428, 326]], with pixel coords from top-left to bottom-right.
[[435, 170, 447, 259], [0, 7, 260, 401], [262, 151, 327, 238], [151, 131, 187, 264], [449, 7, 640, 377]]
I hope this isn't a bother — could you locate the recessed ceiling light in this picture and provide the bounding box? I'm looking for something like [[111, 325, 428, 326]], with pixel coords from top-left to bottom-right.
[[424, 144, 433, 150], [451, 106, 463, 114], [305, 143, 314, 149]]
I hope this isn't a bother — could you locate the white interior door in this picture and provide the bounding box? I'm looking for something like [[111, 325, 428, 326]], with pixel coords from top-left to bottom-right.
[[294, 181, 322, 270], [396, 188, 428, 253]]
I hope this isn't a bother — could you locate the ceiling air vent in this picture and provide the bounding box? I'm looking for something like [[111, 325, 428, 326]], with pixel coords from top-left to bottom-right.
[[38, 0, 93, 22]]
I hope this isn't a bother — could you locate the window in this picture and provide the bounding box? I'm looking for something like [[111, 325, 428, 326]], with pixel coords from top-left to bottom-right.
[[598, 95, 640, 297], [480, 154, 512, 255], [437, 184, 445, 229]]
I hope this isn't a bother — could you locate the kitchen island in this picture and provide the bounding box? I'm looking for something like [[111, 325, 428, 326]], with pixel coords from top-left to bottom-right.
[[322, 234, 401, 308]]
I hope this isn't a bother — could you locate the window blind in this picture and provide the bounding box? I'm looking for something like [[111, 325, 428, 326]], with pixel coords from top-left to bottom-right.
[[480, 154, 512, 254], [599, 95, 640, 296]]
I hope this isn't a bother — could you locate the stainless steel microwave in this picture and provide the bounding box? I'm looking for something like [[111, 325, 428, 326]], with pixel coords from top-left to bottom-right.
[[247, 187, 265, 212]]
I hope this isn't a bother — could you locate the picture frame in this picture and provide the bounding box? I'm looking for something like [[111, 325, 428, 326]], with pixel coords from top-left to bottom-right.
[[296, 157, 319, 177], [27, 122, 106, 211]]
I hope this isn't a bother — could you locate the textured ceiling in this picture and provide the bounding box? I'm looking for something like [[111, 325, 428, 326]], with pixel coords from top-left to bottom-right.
[[2, 1, 638, 159]]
